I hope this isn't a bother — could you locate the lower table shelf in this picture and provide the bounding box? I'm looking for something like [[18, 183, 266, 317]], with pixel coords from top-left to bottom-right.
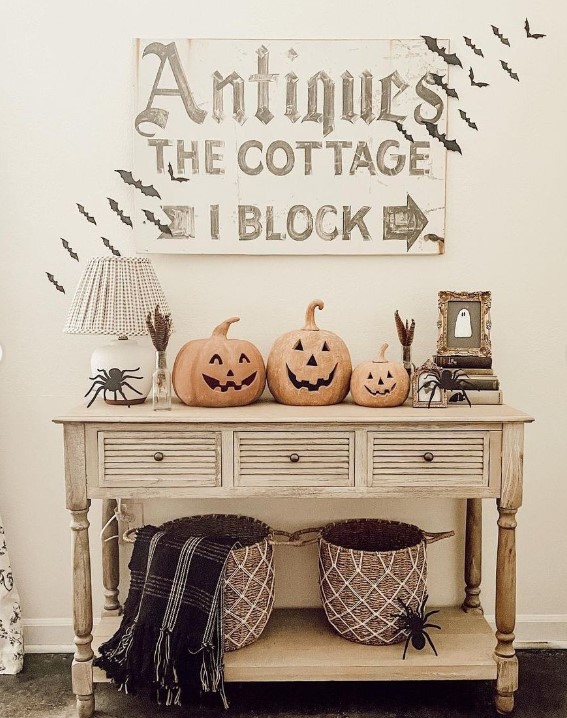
[[93, 606, 497, 683]]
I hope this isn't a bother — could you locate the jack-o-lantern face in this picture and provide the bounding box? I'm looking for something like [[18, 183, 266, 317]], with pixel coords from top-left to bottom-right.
[[364, 368, 397, 397], [350, 343, 409, 408], [202, 350, 258, 393], [267, 300, 352, 406], [287, 337, 337, 391], [173, 317, 266, 407]]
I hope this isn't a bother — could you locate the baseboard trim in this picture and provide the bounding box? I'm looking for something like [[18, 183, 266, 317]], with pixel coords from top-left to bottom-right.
[[25, 644, 75, 654], [23, 618, 98, 654], [484, 614, 567, 648], [23, 615, 567, 653]]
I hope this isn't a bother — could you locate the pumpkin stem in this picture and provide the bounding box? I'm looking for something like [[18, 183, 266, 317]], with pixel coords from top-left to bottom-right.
[[303, 300, 324, 330], [376, 343, 389, 362], [212, 317, 240, 337]]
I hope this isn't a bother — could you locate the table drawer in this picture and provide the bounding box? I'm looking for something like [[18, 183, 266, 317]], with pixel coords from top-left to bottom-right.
[[98, 430, 221, 487], [368, 431, 494, 488], [235, 431, 354, 487]]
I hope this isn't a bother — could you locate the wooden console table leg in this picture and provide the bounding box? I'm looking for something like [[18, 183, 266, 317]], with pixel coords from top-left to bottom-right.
[[494, 424, 524, 715], [462, 498, 483, 614], [70, 505, 95, 718], [102, 499, 121, 615], [65, 425, 94, 718], [495, 506, 517, 714]]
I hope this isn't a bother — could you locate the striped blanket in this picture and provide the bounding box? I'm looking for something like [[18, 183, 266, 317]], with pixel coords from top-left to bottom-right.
[[94, 524, 238, 707]]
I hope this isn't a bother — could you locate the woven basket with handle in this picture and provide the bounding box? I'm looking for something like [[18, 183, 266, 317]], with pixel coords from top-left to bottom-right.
[[155, 514, 285, 652], [296, 518, 453, 646]]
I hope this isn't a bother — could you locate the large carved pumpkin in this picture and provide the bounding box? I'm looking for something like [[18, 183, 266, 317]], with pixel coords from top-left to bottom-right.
[[173, 317, 266, 407], [267, 300, 352, 406], [350, 343, 409, 407]]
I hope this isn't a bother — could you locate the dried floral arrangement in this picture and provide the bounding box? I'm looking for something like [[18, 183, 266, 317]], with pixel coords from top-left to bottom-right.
[[146, 305, 173, 351], [394, 310, 415, 348]]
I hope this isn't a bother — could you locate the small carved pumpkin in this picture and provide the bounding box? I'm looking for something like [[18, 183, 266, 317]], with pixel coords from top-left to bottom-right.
[[172, 317, 266, 407], [350, 342, 409, 407], [267, 300, 352, 406]]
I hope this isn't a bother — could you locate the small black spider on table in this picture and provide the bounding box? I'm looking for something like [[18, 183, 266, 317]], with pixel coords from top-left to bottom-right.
[[85, 367, 143, 407], [419, 367, 475, 407]]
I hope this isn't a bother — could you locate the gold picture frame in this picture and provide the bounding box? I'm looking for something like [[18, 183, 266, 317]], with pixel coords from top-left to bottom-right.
[[412, 360, 448, 408], [436, 290, 492, 357]]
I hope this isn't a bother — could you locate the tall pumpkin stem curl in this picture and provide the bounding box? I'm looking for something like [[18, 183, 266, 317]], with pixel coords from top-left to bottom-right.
[[212, 316, 240, 337], [303, 300, 324, 331], [376, 343, 389, 362]]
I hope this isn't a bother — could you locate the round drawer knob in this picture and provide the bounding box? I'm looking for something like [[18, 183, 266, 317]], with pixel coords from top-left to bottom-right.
[[423, 451, 434, 463], [289, 453, 300, 463], [153, 451, 164, 462]]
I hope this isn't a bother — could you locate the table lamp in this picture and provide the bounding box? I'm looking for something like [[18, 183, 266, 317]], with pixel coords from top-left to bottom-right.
[[64, 256, 170, 406]]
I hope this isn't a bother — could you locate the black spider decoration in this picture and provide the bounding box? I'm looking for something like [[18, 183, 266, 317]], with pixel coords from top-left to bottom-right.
[[85, 367, 143, 407], [419, 366, 474, 407], [397, 594, 441, 659]]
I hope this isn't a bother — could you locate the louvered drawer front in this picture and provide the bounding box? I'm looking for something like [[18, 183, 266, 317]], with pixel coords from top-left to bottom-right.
[[369, 431, 490, 488], [235, 431, 354, 487], [99, 431, 221, 487]]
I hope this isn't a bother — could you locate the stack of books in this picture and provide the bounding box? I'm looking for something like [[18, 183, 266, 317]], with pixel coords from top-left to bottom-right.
[[434, 355, 502, 405]]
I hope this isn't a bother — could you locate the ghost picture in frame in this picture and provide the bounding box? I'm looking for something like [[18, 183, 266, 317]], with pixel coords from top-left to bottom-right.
[[437, 291, 492, 357], [454, 307, 473, 338]]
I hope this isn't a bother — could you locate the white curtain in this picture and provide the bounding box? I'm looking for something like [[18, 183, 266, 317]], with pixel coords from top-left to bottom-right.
[[0, 515, 23, 674]]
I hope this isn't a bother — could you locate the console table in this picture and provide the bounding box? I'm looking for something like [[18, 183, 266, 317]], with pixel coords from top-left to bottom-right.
[[54, 400, 533, 717]]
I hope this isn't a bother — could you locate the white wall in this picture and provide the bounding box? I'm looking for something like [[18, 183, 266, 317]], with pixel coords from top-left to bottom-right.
[[1, 0, 566, 650]]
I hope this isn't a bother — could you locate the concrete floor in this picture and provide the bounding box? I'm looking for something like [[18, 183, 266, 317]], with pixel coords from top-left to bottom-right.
[[1, 652, 566, 718]]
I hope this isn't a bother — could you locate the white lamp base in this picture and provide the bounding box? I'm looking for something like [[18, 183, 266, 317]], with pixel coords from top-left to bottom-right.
[[88, 338, 154, 406]]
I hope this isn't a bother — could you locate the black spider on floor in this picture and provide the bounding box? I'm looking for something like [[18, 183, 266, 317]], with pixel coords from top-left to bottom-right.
[[85, 367, 143, 407], [419, 366, 475, 407], [397, 594, 441, 659]]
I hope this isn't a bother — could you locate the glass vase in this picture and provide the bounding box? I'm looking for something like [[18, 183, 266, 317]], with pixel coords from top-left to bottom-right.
[[402, 345, 413, 398], [152, 351, 172, 411]]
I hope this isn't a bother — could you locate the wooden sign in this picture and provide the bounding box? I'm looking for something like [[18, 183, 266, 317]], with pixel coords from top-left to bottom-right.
[[133, 39, 449, 255]]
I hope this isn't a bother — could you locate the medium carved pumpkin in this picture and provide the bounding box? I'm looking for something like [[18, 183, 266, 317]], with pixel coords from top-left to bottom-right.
[[350, 342, 409, 407], [173, 317, 266, 407], [267, 300, 352, 406]]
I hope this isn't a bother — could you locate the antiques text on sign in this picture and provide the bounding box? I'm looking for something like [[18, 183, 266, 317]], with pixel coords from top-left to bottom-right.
[[134, 39, 449, 255]]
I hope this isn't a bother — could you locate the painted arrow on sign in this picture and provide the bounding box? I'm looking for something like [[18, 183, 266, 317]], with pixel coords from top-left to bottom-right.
[[383, 194, 428, 252]]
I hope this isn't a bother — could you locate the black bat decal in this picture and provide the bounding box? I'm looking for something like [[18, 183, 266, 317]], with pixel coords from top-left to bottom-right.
[[115, 170, 161, 199], [424, 121, 462, 154], [46, 273, 65, 293], [469, 68, 489, 88], [101, 237, 121, 256], [525, 18, 546, 39], [168, 162, 190, 183], [492, 25, 511, 46], [421, 36, 463, 67], [501, 60, 520, 81], [459, 109, 478, 130], [463, 36, 484, 57], [61, 238, 79, 261], [394, 121, 414, 143], [77, 203, 96, 225], [142, 209, 172, 236], [108, 198, 133, 228], [430, 73, 459, 99]]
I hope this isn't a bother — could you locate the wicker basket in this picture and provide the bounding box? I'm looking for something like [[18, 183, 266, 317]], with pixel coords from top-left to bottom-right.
[[157, 514, 280, 652], [315, 518, 453, 646]]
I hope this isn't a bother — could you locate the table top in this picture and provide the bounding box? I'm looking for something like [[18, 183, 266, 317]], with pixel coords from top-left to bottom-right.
[[53, 398, 534, 425]]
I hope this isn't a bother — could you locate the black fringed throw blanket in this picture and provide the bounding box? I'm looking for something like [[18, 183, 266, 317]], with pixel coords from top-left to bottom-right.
[[94, 525, 238, 708]]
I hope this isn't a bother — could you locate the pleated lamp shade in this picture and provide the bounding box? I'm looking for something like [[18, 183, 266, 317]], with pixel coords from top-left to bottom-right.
[[64, 256, 170, 337], [64, 257, 170, 406]]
